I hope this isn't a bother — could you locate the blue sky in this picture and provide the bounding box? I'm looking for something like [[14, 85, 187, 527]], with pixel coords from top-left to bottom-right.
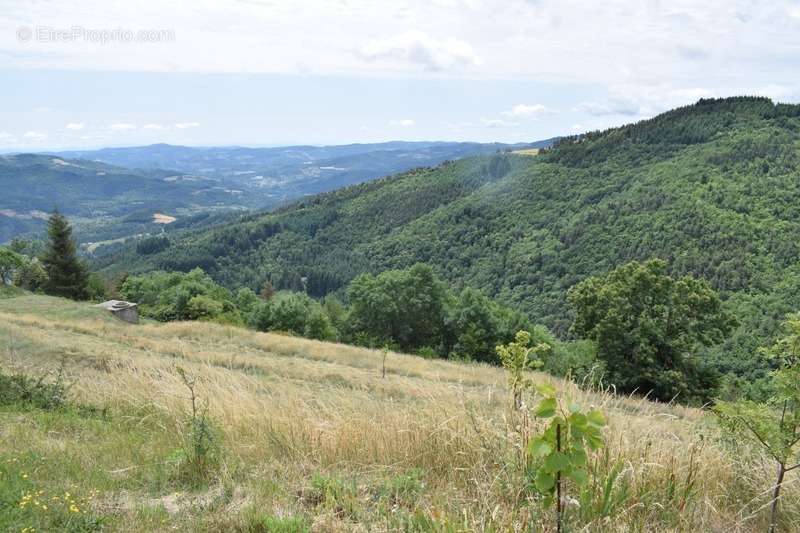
[[1, 0, 799, 150]]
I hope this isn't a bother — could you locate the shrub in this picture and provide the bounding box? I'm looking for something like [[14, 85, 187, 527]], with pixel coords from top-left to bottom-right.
[[0, 367, 68, 410], [173, 367, 220, 488], [13, 258, 48, 292], [527, 382, 607, 531], [249, 292, 337, 341], [121, 268, 240, 323]]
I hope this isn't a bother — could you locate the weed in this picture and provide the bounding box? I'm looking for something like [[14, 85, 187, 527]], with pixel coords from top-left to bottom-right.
[[0, 358, 69, 410], [173, 366, 220, 487]]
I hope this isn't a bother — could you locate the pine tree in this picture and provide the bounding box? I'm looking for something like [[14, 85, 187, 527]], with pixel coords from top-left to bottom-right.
[[40, 211, 89, 300]]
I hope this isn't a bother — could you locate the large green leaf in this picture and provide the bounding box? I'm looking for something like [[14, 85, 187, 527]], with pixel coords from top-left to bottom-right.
[[535, 470, 556, 492], [528, 438, 553, 458], [544, 452, 570, 473], [567, 468, 589, 485], [535, 397, 557, 418]]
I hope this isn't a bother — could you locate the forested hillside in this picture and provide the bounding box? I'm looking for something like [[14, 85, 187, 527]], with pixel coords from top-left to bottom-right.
[[0, 154, 252, 244], [101, 97, 800, 384]]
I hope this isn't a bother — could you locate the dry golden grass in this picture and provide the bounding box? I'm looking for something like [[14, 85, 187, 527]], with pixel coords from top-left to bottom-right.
[[1, 295, 798, 532], [510, 148, 541, 156]]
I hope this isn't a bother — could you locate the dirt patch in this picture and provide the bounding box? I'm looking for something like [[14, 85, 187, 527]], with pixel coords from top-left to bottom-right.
[[152, 213, 177, 224]]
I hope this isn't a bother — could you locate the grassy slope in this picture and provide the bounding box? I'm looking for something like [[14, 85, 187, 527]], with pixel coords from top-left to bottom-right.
[[1, 294, 797, 531]]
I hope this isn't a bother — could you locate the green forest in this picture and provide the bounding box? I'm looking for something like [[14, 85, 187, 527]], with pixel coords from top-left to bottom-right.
[[92, 97, 800, 400]]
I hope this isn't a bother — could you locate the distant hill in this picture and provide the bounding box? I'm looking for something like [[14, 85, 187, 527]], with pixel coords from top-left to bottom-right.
[[0, 153, 248, 244], [101, 97, 800, 383], [2, 140, 553, 245], [54, 139, 554, 203]]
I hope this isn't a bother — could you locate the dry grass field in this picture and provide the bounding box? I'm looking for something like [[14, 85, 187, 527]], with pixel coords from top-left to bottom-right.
[[1, 293, 798, 532]]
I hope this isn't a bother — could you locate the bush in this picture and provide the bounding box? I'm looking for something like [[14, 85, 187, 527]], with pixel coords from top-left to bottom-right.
[[0, 368, 68, 410], [186, 295, 225, 320], [248, 292, 337, 341], [12, 258, 48, 292], [121, 268, 240, 323]]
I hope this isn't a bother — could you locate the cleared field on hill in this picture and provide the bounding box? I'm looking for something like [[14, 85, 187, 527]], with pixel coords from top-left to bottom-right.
[[0, 294, 797, 531]]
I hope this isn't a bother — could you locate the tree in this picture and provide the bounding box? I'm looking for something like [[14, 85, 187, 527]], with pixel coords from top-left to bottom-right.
[[568, 259, 735, 403], [347, 263, 449, 352], [249, 292, 337, 341], [0, 247, 25, 286], [447, 287, 531, 363], [715, 315, 800, 533], [120, 268, 239, 323], [13, 258, 48, 292], [39, 212, 90, 300]]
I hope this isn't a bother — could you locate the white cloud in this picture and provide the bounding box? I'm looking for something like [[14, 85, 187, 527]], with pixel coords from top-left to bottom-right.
[[358, 30, 480, 72], [174, 122, 200, 129], [574, 100, 641, 117], [0, 0, 795, 95], [0, 131, 13, 139], [481, 117, 519, 128], [502, 104, 554, 118], [110, 123, 137, 131], [143, 123, 166, 130], [389, 119, 416, 127], [65, 122, 85, 130], [23, 131, 47, 141]]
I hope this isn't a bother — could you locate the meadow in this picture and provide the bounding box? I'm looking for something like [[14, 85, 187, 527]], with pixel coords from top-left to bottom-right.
[[1, 292, 798, 532]]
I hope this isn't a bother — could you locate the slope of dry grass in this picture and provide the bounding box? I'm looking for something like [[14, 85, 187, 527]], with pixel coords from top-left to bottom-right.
[[1, 294, 798, 532]]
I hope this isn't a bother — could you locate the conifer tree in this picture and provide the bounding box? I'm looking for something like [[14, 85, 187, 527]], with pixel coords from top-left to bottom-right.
[[40, 211, 89, 300]]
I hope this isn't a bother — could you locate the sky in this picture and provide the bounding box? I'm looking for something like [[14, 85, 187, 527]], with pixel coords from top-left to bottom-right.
[[1, 0, 799, 150]]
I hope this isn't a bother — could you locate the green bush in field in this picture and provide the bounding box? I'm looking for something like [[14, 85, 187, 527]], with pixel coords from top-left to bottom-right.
[[496, 332, 607, 532], [0, 365, 68, 411], [13, 258, 48, 292], [121, 268, 241, 324], [0, 246, 25, 286], [496, 330, 547, 409]]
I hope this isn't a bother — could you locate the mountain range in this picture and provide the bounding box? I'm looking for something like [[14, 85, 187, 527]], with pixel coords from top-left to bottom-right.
[[0, 140, 549, 246]]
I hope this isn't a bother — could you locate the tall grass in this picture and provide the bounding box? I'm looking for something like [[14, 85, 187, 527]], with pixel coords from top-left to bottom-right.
[[1, 295, 798, 531]]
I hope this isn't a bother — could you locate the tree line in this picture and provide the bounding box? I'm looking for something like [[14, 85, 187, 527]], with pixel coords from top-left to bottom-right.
[[2, 211, 789, 405]]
